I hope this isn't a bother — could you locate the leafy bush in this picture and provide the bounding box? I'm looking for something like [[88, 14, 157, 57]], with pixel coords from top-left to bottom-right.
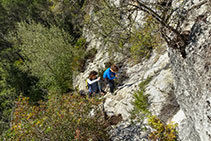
[[8, 23, 97, 92], [72, 37, 87, 71], [8, 21, 74, 93], [148, 115, 177, 141], [0, 51, 45, 135], [3, 95, 109, 140], [0, 0, 92, 137]]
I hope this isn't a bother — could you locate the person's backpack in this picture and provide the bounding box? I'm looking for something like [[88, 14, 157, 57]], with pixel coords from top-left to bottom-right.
[[86, 79, 90, 89], [86, 79, 92, 93]]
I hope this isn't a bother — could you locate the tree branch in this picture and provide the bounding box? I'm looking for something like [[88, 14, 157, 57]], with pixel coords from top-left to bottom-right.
[[128, 0, 185, 44]]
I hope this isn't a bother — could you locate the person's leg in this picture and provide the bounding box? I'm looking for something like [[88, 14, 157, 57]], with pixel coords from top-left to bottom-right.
[[92, 82, 99, 93], [88, 92, 93, 97], [94, 89, 99, 97], [108, 80, 114, 93], [97, 80, 106, 95], [90, 82, 100, 97]]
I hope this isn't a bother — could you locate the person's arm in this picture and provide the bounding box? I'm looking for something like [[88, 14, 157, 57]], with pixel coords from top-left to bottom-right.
[[107, 71, 116, 80], [87, 77, 100, 84]]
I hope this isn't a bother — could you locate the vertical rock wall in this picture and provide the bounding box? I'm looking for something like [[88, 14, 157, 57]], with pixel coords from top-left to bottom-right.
[[169, 5, 211, 141]]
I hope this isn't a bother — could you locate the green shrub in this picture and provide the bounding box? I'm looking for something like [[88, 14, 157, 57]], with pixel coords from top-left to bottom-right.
[[3, 95, 109, 140], [148, 115, 178, 141], [9, 22, 96, 92], [0, 55, 45, 135], [8, 21, 74, 93], [133, 89, 150, 115], [72, 37, 87, 71], [0, 88, 16, 135], [131, 77, 152, 118]]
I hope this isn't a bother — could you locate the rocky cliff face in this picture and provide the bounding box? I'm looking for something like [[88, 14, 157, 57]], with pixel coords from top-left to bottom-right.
[[74, 41, 179, 140], [74, 0, 210, 140], [75, 49, 179, 140], [169, 1, 211, 140]]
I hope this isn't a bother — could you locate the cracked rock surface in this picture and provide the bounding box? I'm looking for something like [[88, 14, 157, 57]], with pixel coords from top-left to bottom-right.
[[169, 0, 211, 140]]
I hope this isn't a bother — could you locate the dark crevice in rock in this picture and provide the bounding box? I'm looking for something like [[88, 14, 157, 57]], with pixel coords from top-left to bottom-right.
[[207, 100, 211, 107], [159, 91, 180, 122]]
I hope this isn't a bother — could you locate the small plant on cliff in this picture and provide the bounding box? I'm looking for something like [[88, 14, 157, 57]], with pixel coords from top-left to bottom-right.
[[129, 16, 161, 63], [131, 76, 152, 119], [148, 115, 178, 141], [131, 76, 178, 140]]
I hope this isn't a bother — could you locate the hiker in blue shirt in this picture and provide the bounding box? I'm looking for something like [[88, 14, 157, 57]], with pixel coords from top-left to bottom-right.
[[103, 64, 119, 93], [87, 71, 106, 97]]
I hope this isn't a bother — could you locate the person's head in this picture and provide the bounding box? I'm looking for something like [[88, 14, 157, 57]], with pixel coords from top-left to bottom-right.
[[110, 64, 119, 72], [88, 71, 98, 79]]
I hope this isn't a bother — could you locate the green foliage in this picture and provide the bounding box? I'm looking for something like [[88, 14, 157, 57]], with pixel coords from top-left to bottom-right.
[[138, 76, 153, 91], [129, 16, 160, 63], [49, 0, 86, 37], [0, 0, 86, 37], [86, 0, 132, 55], [87, 1, 162, 62], [133, 90, 150, 115], [8, 21, 74, 93], [132, 77, 152, 118], [72, 37, 87, 71], [148, 115, 178, 141], [0, 0, 53, 30], [72, 38, 97, 72], [0, 35, 46, 134], [131, 76, 178, 140], [0, 61, 45, 135], [0, 0, 90, 137], [0, 4, 10, 34], [3, 95, 109, 140], [0, 63, 16, 134]]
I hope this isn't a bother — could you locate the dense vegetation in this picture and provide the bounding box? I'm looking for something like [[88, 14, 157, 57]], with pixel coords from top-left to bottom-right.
[[3, 95, 108, 140], [0, 0, 185, 139], [0, 0, 99, 138]]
